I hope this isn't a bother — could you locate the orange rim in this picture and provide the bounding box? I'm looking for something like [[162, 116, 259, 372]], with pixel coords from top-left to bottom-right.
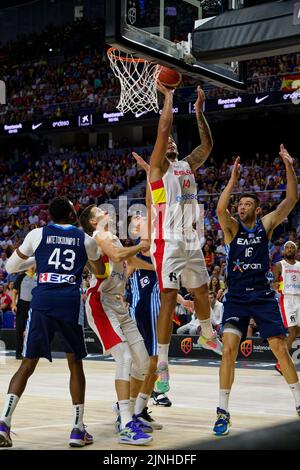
[[107, 47, 147, 63]]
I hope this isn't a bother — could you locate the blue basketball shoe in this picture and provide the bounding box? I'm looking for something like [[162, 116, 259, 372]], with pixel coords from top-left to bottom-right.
[[69, 426, 94, 447], [133, 414, 153, 433], [115, 412, 153, 434], [0, 421, 12, 447], [213, 407, 231, 436], [118, 420, 153, 445]]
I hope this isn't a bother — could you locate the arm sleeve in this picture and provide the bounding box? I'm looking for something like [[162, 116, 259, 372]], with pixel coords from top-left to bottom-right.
[[18, 228, 43, 257], [84, 234, 101, 261]]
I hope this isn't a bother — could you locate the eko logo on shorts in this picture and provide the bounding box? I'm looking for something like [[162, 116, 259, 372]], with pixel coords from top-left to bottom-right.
[[39, 273, 76, 284]]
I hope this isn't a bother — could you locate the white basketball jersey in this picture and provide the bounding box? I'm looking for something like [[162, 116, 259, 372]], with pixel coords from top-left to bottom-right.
[[279, 260, 300, 295], [90, 232, 127, 296], [150, 159, 200, 239]]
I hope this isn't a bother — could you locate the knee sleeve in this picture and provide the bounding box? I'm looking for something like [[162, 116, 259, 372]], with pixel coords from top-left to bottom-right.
[[130, 341, 150, 381], [110, 342, 132, 381]]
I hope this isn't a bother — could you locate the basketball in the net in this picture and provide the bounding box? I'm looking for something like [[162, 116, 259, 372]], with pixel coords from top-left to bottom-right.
[[158, 66, 182, 88]]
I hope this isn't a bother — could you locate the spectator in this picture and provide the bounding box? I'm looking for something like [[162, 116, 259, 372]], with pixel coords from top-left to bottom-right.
[[211, 266, 226, 289], [0, 252, 8, 271], [0, 281, 12, 329], [247, 318, 259, 337], [209, 291, 223, 335], [215, 238, 226, 258], [209, 275, 222, 297], [270, 240, 283, 266], [203, 243, 215, 272], [176, 312, 200, 336], [11, 266, 37, 360]]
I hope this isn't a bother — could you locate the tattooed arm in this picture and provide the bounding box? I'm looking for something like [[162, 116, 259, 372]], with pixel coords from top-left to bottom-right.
[[185, 86, 213, 173]]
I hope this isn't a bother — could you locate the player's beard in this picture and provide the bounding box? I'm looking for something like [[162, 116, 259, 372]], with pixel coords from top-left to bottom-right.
[[285, 254, 295, 261], [166, 151, 178, 161], [239, 213, 255, 224]]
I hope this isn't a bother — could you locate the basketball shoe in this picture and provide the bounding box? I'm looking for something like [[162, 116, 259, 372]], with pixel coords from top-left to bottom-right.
[[213, 407, 231, 436], [113, 403, 153, 434], [118, 420, 153, 445], [198, 331, 223, 356], [0, 421, 12, 447], [296, 406, 300, 417], [133, 414, 153, 433], [69, 426, 94, 447], [135, 407, 163, 430], [155, 361, 170, 393], [151, 391, 172, 407]]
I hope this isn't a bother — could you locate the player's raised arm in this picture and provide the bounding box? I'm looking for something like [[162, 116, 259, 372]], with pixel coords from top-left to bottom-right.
[[216, 157, 240, 243], [94, 232, 150, 263], [127, 256, 155, 271], [132, 152, 150, 174], [186, 86, 213, 172], [149, 82, 174, 182], [262, 145, 299, 236]]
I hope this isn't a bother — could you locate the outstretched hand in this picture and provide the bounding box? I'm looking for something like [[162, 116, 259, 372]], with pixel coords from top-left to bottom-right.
[[194, 85, 205, 113], [279, 144, 293, 166], [132, 152, 150, 174], [230, 156, 241, 183], [156, 79, 174, 96]]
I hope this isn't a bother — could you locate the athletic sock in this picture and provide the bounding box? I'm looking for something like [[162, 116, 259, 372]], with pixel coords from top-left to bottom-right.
[[1, 394, 19, 427], [158, 344, 169, 365], [219, 389, 230, 412], [289, 382, 300, 408], [118, 399, 132, 429], [73, 404, 84, 431], [199, 318, 214, 338], [129, 397, 136, 416], [135, 393, 150, 415]]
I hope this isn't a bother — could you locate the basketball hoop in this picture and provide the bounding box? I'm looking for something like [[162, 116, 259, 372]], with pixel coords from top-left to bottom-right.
[[107, 48, 161, 115]]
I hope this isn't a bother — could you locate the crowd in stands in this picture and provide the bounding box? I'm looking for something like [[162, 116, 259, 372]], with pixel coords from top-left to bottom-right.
[[0, 17, 300, 123], [0, 19, 120, 124], [0, 144, 149, 248]]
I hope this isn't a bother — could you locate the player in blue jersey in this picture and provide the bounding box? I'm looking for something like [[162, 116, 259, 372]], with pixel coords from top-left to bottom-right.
[[127, 214, 164, 428], [213, 145, 300, 435], [0, 197, 104, 448]]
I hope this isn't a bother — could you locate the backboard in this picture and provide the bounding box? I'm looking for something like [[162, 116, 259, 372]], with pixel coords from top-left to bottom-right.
[[105, 0, 247, 91]]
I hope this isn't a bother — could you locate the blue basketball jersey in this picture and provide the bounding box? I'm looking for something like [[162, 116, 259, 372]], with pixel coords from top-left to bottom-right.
[[226, 219, 273, 292], [129, 252, 159, 308], [31, 224, 88, 319], [128, 252, 160, 356]]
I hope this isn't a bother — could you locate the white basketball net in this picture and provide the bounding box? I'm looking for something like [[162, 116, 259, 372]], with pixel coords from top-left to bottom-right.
[[107, 48, 161, 115]]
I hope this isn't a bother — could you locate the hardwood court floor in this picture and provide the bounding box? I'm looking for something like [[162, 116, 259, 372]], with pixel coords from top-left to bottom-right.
[[0, 357, 298, 450]]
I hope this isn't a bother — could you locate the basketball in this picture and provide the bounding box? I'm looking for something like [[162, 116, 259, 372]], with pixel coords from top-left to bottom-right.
[[158, 66, 182, 88]]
